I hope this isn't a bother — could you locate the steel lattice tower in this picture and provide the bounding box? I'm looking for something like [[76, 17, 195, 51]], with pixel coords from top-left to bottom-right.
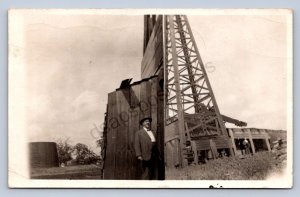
[[164, 15, 231, 167]]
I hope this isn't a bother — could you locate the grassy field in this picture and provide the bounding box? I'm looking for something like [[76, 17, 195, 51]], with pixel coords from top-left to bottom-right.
[[166, 151, 286, 180], [31, 150, 286, 180], [31, 164, 102, 179]]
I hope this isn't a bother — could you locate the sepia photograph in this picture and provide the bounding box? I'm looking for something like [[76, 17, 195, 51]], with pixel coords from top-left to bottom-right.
[[8, 9, 292, 188]]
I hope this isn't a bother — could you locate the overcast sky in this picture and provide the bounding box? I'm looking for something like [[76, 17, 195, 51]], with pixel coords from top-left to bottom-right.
[[20, 11, 290, 153]]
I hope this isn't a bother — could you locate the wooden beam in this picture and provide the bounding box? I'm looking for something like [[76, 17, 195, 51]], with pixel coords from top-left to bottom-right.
[[169, 15, 187, 167], [228, 129, 237, 155], [246, 128, 256, 154], [209, 139, 218, 159], [143, 15, 149, 54], [263, 129, 271, 151], [185, 122, 198, 164]]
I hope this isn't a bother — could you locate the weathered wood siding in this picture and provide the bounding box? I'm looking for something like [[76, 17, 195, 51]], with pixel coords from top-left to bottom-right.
[[144, 15, 157, 54], [165, 121, 179, 168], [228, 128, 273, 139], [103, 76, 164, 179], [141, 15, 163, 79]]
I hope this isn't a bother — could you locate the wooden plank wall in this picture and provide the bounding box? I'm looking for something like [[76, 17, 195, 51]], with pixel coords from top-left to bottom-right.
[[165, 127, 282, 167], [141, 15, 163, 79], [228, 128, 275, 139], [103, 92, 117, 179], [103, 76, 164, 179]]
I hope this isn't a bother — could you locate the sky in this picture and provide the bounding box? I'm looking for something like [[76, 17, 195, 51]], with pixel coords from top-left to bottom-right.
[[188, 15, 290, 130], [18, 11, 290, 154]]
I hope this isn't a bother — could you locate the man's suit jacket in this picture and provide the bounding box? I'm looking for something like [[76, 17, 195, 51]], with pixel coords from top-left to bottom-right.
[[134, 128, 156, 161]]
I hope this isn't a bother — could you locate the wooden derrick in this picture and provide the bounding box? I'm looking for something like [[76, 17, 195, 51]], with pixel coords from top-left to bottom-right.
[[164, 15, 234, 167]]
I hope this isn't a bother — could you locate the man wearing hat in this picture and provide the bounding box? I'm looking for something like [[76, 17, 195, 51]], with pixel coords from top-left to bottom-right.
[[134, 117, 158, 180]]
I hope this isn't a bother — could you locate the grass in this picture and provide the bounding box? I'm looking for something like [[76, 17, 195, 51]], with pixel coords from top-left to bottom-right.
[[31, 164, 102, 179], [166, 151, 286, 180], [31, 150, 286, 180]]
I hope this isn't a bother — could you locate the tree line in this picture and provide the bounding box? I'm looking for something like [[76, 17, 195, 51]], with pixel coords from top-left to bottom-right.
[[56, 139, 101, 166]]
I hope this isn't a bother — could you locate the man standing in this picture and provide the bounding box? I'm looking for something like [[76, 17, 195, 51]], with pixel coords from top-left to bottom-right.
[[243, 139, 250, 155], [134, 117, 157, 180]]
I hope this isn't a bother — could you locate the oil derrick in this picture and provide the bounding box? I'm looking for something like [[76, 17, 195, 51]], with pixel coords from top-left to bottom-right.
[[164, 15, 243, 167]]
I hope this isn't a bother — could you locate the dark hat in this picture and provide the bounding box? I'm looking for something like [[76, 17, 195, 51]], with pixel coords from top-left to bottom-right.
[[139, 117, 152, 125]]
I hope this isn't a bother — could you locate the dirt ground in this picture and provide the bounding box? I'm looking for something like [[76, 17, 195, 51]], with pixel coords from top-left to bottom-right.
[[165, 151, 287, 180]]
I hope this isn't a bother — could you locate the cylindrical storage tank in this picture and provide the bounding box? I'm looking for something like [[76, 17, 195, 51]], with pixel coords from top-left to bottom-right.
[[30, 142, 59, 168]]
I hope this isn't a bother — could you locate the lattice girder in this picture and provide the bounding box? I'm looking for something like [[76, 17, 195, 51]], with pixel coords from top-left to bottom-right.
[[165, 15, 227, 138]]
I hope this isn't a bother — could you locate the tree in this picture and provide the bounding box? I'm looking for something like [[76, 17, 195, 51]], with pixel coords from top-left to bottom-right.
[[96, 138, 105, 160], [56, 139, 74, 165], [96, 139, 103, 148], [72, 143, 98, 165]]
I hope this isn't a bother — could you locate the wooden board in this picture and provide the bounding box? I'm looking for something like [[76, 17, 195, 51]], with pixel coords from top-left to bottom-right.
[[115, 89, 130, 179], [150, 78, 158, 133], [165, 120, 179, 142], [128, 84, 141, 179], [156, 71, 165, 173], [214, 137, 232, 149], [141, 16, 163, 79], [194, 139, 211, 151], [139, 79, 151, 119], [229, 128, 272, 139], [165, 139, 180, 168], [103, 92, 117, 179]]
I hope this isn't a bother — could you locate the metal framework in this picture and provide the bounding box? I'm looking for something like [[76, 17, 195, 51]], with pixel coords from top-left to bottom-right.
[[164, 15, 229, 166]]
